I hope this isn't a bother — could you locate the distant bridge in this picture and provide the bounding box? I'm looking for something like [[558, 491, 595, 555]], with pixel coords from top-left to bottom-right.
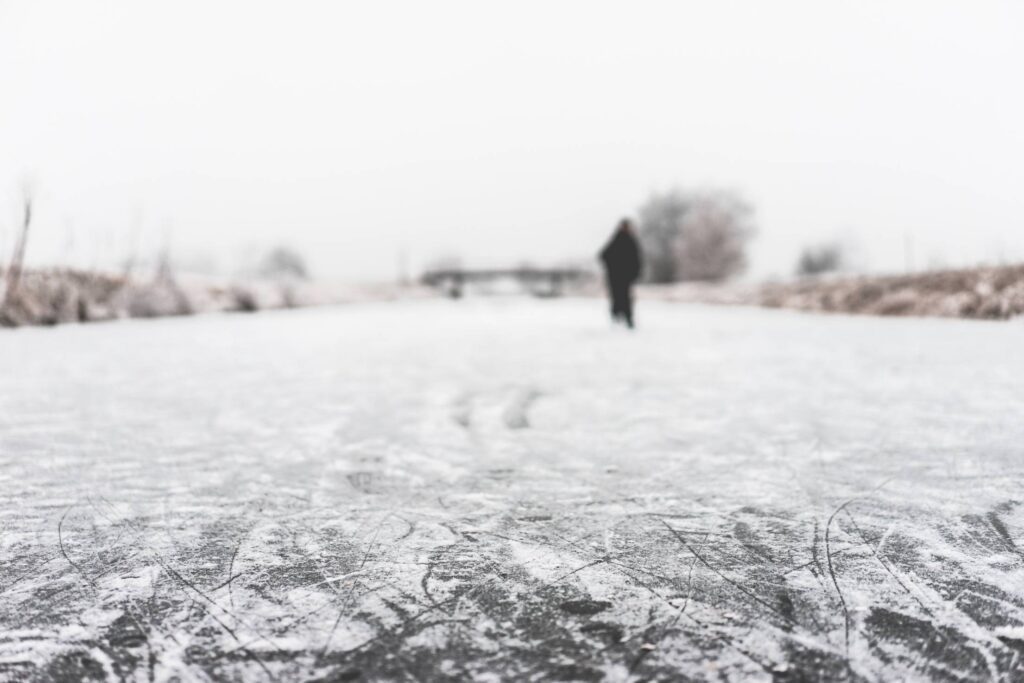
[[421, 267, 593, 298]]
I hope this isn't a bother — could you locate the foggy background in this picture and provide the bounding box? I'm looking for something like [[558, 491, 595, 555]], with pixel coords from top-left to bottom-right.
[[2, 1, 1023, 281]]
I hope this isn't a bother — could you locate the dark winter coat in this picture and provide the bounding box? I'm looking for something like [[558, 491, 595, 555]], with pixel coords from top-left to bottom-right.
[[599, 229, 642, 285]]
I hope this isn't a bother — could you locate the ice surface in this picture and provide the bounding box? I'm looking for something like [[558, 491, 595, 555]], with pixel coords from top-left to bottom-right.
[[1, 299, 1023, 681]]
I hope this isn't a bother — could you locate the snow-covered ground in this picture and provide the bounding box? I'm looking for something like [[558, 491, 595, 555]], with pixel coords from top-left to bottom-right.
[[1, 299, 1023, 682]]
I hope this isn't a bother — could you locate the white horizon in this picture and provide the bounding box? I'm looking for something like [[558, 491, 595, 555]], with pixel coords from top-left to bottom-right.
[[2, 1, 1023, 283]]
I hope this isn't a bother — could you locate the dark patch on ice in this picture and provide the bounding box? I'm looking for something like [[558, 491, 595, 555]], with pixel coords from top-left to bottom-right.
[[547, 663, 604, 681], [863, 607, 999, 680], [484, 468, 515, 480], [347, 471, 381, 493], [519, 514, 553, 522], [559, 599, 612, 616], [104, 612, 148, 652], [308, 668, 363, 682], [987, 510, 1023, 559], [44, 651, 106, 682], [996, 634, 1024, 656], [580, 620, 625, 643], [733, 520, 776, 562], [776, 590, 796, 627], [773, 641, 853, 682]]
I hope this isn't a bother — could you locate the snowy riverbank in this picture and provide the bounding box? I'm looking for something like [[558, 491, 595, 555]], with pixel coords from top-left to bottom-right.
[[3, 262, 1023, 331]]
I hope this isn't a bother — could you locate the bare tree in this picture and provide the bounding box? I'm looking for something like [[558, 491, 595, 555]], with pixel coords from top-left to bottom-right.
[[637, 190, 688, 283], [675, 191, 754, 282], [796, 242, 845, 277], [637, 188, 754, 283]]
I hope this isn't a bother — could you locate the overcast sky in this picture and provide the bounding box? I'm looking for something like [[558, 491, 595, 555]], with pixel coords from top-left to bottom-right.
[[2, 1, 1022, 281]]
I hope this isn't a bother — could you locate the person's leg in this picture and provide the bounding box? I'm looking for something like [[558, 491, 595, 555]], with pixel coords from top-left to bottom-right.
[[623, 285, 635, 328], [608, 277, 624, 322], [612, 283, 629, 325], [606, 276, 618, 321]]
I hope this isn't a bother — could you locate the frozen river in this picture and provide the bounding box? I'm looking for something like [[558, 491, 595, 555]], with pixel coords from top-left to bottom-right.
[[1, 299, 1023, 681]]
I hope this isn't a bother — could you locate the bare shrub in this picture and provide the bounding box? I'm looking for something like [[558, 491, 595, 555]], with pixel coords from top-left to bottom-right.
[[796, 243, 845, 277], [122, 282, 193, 318], [122, 249, 194, 318]]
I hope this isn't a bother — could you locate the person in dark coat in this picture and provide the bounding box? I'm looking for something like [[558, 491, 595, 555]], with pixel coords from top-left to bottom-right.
[[599, 219, 643, 328]]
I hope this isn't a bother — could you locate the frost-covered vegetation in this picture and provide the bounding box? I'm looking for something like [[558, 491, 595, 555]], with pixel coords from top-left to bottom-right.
[[759, 264, 1024, 319], [0, 189, 373, 328], [650, 263, 1024, 321], [0, 268, 420, 328]]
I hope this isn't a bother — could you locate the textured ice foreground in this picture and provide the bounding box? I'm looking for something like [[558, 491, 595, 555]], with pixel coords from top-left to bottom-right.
[[1, 299, 1023, 682]]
